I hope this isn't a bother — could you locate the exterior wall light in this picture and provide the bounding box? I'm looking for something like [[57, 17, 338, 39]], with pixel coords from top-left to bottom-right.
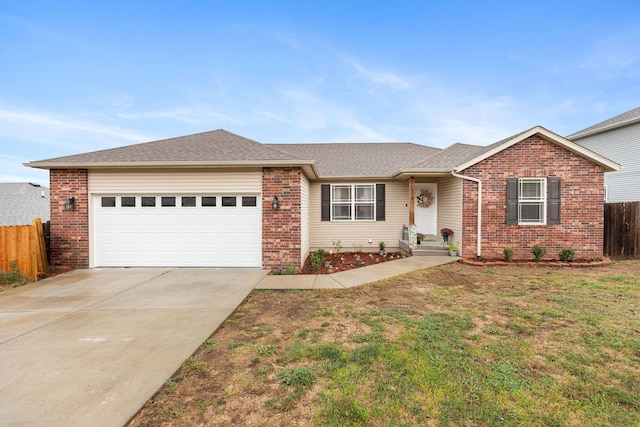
[[271, 196, 279, 211], [64, 197, 76, 211]]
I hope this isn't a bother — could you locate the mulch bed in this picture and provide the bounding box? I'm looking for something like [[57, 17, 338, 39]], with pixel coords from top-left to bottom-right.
[[299, 252, 404, 274], [460, 258, 613, 267]]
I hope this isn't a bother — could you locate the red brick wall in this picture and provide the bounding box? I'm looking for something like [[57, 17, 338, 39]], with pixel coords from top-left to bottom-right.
[[461, 136, 605, 260], [262, 168, 302, 270], [49, 169, 89, 269]]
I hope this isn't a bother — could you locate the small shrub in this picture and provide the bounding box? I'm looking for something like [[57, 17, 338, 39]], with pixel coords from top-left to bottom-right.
[[378, 241, 386, 253], [531, 244, 547, 261], [503, 247, 513, 262], [310, 249, 325, 271], [331, 239, 343, 254], [0, 261, 28, 288], [558, 248, 576, 262], [284, 263, 297, 275]]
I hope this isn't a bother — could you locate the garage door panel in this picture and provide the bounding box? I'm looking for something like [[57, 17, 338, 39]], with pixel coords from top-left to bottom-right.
[[94, 195, 261, 267]]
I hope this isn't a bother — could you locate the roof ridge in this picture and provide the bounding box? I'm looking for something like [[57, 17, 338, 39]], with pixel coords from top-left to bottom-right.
[[568, 106, 640, 139]]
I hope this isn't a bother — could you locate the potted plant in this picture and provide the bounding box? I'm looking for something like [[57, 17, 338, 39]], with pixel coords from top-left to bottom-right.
[[440, 227, 454, 243], [417, 233, 425, 245], [447, 242, 458, 256]]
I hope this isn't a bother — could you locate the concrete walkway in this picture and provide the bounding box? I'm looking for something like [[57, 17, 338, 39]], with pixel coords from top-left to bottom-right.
[[256, 256, 458, 289]]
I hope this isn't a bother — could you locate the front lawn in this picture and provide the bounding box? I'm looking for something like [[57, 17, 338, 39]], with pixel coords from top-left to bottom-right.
[[128, 261, 640, 426]]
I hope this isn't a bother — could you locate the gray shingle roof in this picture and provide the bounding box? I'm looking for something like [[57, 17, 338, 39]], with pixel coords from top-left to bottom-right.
[[28, 129, 302, 165], [568, 106, 640, 139], [26, 125, 618, 180], [0, 183, 50, 226], [413, 143, 485, 169], [268, 142, 441, 177]]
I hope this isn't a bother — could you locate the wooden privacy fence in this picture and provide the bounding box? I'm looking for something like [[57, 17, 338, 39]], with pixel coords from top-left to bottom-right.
[[0, 218, 49, 281], [604, 202, 640, 259]]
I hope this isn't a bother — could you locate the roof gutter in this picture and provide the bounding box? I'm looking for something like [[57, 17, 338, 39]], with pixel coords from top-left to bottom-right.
[[451, 170, 482, 258]]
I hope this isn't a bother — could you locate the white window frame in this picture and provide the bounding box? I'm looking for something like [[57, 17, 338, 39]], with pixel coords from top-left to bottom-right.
[[330, 184, 376, 221], [518, 178, 546, 225]]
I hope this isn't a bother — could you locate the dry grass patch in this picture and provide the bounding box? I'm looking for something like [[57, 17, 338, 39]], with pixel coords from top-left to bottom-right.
[[128, 261, 640, 427]]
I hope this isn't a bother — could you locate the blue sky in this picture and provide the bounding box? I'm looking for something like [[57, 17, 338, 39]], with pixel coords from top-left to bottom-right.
[[2, 1, 639, 186]]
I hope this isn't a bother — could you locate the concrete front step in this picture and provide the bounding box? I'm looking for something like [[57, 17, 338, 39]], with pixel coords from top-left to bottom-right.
[[399, 240, 452, 257]]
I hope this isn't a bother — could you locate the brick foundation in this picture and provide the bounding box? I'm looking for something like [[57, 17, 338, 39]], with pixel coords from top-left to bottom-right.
[[461, 136, 605, 260], [49, 169, 89, 269], [262, 168, 303, 270]]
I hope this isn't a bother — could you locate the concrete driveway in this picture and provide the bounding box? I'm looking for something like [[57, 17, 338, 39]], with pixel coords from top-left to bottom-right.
[[0, 268, 267, 427]]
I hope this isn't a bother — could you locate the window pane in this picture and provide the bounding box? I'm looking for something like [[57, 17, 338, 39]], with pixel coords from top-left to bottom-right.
[[355, 204, 374, 220], [332, 204, 351, 220], [332, 185, 351, 202], [121, 197, 135, 207], [182, 196, 196, 207], [222, 196, 236, 207], [161, 197, 176, 207], [520, 179, 543, 200], [355, 185, 374, 201], [202, 196, 216, 207], [242, 196, 257, 207], [520, 202, 544, 223], [101, 196, 116, 207], [141, 197, 156, 207]]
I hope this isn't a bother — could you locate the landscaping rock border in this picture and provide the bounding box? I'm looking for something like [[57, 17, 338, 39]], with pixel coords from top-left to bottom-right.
[[459, 258, 613, 268]]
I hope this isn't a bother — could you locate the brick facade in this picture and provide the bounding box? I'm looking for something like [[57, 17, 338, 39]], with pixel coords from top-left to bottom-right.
[[49, 169, 90, 269], [460, 136, 605, 260], [262, 167, 303, 270]]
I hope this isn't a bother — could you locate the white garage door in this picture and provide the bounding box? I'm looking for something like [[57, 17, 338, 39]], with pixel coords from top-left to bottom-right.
[[94, 194, 261, 267]]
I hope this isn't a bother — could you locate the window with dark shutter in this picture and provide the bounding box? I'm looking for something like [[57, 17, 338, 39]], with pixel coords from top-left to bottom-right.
[[506, 178, 518, 224], [321, 184, 330, 221], [548, 177, 561, 224], [376, 184, 385, 221]]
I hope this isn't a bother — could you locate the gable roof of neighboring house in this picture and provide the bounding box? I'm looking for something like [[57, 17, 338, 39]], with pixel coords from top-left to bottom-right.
[[568, 106, 640, 140], [26, 125, 621, 179], [0, 183, 50, 226]]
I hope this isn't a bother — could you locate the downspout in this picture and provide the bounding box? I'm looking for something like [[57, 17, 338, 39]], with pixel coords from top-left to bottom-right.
[[451, 171, 482, 258]]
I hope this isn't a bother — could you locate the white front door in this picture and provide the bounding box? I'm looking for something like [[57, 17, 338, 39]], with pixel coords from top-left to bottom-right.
[[414, 183, 437, 236]]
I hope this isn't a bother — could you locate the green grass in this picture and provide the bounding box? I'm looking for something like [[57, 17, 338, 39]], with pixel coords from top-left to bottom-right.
[[132, 261, 640, 427]]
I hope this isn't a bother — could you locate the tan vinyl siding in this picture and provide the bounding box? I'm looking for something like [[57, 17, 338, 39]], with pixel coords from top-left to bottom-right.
[[300, 174, 310, 266], [88, 169, 262, 194], [309, 181, 408, 253], [436, 175, 463, 255]]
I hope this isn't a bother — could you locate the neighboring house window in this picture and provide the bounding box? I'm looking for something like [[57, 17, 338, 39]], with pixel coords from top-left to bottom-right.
[[321, 184, 385, 222], [506, 177, 560, 225]]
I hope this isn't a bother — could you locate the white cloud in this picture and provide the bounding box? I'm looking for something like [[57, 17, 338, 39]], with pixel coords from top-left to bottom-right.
[[342, 56, 411, 90], [0, 154, 48, 186], [118, 104, 244, 126], [0, 106, 152, 147], [579, 29, 640, 79]]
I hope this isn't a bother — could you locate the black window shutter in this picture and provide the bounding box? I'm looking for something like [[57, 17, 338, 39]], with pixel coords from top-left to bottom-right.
[[376, 184, 385, 221], [506, 178, 518, 224], [321, 184, 330, 221], [548, 177, 561, 224]]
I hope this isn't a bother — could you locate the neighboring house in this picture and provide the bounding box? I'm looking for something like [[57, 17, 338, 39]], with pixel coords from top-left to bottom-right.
[[0, 182, 50, 226], [568, 106, 640, 202], [25, 126, 619, 270]]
